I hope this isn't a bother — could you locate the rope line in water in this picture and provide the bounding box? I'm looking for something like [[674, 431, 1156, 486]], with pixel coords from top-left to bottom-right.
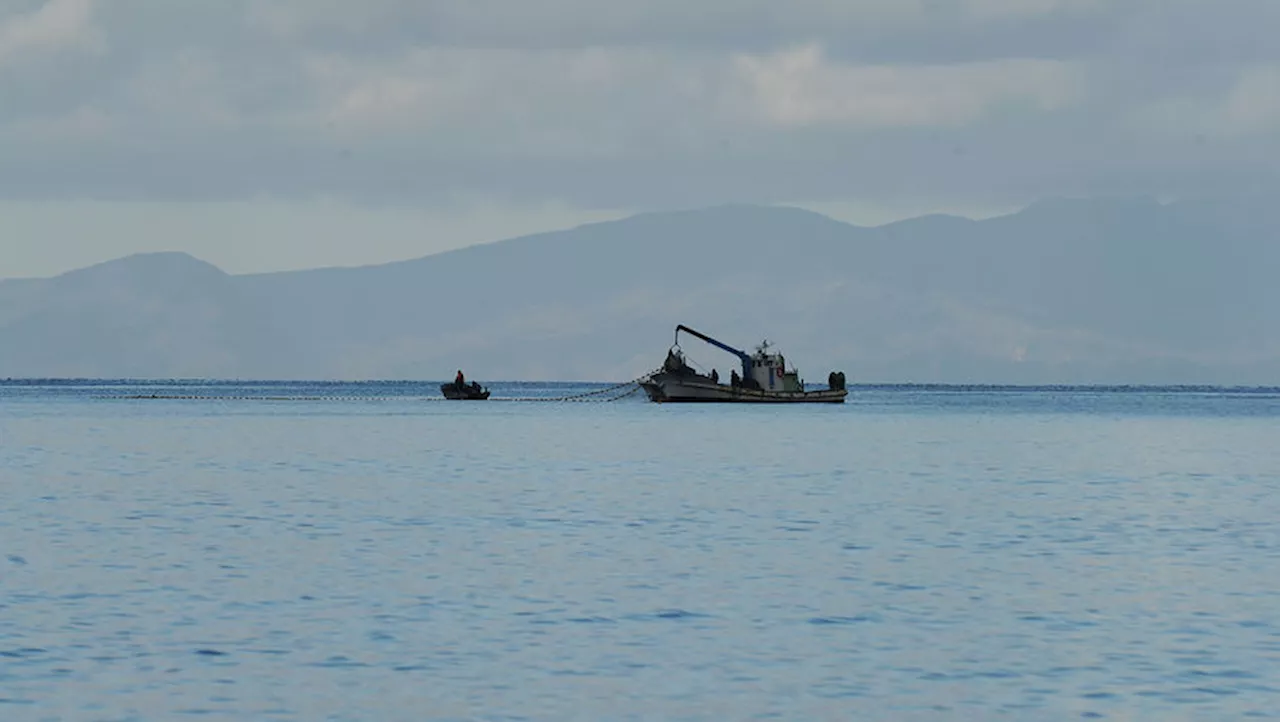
[[104, 395, 441, 402], [487, 371, 657, 403], [95, 370, 660, 404]]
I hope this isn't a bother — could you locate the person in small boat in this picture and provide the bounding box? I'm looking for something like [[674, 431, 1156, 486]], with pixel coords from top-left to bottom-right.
[[710, 368, 719, 384], [455, 369, 465, 387], [730, 369, 740, 388]]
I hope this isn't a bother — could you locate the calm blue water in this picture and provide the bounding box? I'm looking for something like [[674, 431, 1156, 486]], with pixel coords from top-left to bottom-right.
[[3, 381, 1279, 721]]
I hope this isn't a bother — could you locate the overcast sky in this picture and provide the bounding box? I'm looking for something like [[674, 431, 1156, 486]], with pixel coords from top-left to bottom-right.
[[3, 0, 1278, 278]]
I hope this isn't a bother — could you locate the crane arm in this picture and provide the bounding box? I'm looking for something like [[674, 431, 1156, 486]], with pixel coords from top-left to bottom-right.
[[675, 325, 752, 378]]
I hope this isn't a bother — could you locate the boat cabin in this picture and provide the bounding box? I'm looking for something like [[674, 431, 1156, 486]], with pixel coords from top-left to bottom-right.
[[748, 342, 803, 392]]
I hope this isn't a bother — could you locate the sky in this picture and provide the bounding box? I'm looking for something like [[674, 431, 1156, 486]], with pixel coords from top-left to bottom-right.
[[2, 0, 1278, 278]]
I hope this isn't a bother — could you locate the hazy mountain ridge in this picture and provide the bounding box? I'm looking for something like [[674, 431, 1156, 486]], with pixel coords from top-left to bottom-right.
[[2, 198, 1277, 383]]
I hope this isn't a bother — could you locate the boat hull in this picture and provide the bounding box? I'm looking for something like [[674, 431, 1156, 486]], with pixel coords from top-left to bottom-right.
[[440, 383, 490, 400], [641, 374, 846, 403]]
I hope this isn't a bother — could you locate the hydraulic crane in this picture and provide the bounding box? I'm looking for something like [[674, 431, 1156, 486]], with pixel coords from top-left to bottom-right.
[[674, 324, 753, 381]]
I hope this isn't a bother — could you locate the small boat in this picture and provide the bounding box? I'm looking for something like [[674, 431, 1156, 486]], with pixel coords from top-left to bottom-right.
[[440, 380, 490, 400], [640, 325, 847, 403]]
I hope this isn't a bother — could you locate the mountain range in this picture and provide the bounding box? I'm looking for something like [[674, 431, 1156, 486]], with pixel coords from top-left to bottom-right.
[[2, 197, 1277, 384]]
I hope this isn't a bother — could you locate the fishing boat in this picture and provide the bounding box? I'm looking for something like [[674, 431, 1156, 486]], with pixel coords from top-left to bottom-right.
[[440, 380, 490, 400], [639, 325, 847, 403]]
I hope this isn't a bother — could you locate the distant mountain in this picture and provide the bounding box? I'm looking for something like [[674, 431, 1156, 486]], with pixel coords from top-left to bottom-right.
[[2, 198, 1278, 383]]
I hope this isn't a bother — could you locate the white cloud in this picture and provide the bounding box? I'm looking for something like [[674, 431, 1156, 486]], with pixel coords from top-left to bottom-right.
[[0, 0, 1278, 222], [123, 48, 243, 128], [3, 103, 110, 140], [240, 0, 1100, 49], [732, 45, 1084, 128], [0, 0, 101, 68], [963, 0, 1103, 19], [244, 0, 413, 39], [1221, 65, 1280, 135], [293, 42, 1086, 146], [298, 46, 728, 157], [1126, 64, 1280, 139]]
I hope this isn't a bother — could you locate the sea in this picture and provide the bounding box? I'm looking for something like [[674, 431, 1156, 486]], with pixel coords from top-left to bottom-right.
[[2, 380, 1279, 721]]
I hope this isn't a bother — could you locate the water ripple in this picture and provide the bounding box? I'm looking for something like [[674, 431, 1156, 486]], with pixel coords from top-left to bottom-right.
[[2, 383, 1279, 719]]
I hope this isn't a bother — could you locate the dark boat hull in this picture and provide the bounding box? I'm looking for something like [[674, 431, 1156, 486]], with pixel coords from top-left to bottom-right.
[[640, 374, 846, 403], [440, 383, 490, 400]]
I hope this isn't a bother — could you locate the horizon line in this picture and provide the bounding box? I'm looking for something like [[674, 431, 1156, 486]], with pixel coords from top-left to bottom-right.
[[3, 378, 1278, 393]]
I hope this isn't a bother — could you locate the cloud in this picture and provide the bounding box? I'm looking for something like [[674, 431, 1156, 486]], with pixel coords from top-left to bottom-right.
[[732, 45, 1083, 128], [299, 46, 723, 154], [135, 40, 1081, 149], [1125, 63, 1280, 139], [962, 0, 1101, 19], [0, 0, 1277, 211], [1220, 65, 1280, 135], [0, 0, 101, 68], [239, 0, 1103, 49], [3, 103, 109, 141]]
